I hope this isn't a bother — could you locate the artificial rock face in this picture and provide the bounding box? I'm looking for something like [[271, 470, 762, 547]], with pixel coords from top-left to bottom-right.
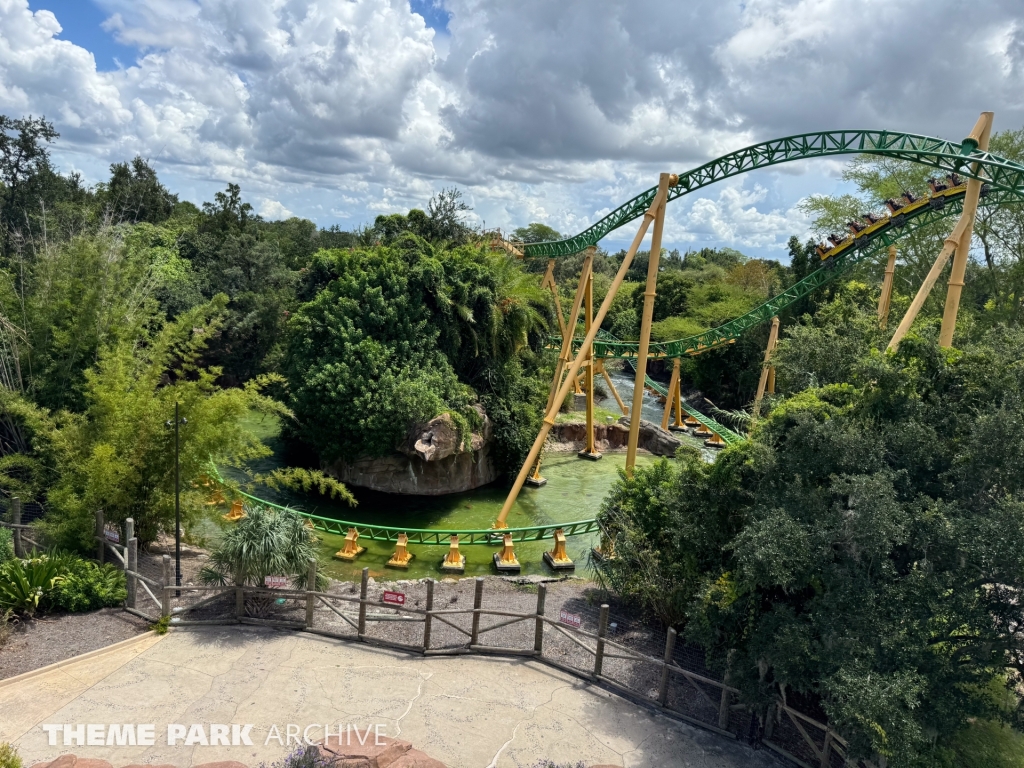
[[331, 404, 497, 495]]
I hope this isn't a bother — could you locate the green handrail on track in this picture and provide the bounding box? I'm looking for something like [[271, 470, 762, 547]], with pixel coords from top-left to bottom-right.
[[520, 130, 1024, 259], [556, 185, 1024, 361], [211, 470, 601, 544]]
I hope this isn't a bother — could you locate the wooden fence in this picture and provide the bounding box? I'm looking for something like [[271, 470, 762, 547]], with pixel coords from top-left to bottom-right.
[[0, 506, 865, 768]]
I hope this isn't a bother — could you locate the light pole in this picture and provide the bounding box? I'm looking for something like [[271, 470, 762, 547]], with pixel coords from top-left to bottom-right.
[[166, 403, 187, 593]]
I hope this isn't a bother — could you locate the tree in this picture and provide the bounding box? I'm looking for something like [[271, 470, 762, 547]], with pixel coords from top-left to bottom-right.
[[597, 321, 1024, 766], [40, 296, 291, 547], [426, 187, 472, 244], [512, 222, 561, 243], [98, 157, 177, 225], [199, 505, 327, 616]]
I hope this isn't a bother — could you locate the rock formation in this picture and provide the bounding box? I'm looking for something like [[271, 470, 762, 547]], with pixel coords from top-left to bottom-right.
[[331, 405, 498, 495]]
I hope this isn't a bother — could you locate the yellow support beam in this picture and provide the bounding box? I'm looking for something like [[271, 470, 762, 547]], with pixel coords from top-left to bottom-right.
[[940, 112, 994, 347], [494, 174, 675, 528], [889, 112, 993, 352], [878, 245, 897, 329], [597, 359, 628, 415], [661, 358, 681, 431], [753, 316, 780, 416], [580, 266, 601, 460], [626, 173, 673, 476]]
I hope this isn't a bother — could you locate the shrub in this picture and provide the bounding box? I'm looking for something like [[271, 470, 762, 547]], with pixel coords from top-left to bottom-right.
[[260, 746, 335, 768], [0, 743, 23, 768], [45, 554, 126, 612], [199, 505, 326, 617], [0, 609, 15, 648], [0, 554, 64, 615], [0, 528, 13, 564]]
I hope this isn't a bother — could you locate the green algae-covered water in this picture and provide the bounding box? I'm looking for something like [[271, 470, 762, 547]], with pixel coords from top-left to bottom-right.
[[200, 389, 707, 581]]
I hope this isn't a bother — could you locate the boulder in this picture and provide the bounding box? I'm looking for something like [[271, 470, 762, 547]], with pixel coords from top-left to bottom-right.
[[332, 405, 498, 495], [617, 416, 681, 455]]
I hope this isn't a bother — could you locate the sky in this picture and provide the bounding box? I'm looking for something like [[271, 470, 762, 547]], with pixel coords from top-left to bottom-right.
[[3, 0, 1023, 260]]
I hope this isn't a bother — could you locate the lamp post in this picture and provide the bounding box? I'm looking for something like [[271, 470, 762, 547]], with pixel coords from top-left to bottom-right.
[[166, 403, 187, 594]]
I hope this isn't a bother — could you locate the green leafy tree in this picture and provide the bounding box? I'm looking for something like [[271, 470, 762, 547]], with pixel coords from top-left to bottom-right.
[[597, 322, 1024, 766]]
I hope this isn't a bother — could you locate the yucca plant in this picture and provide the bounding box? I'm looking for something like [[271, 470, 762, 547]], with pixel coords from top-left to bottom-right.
[[0, 554, 64, 615], [199, 505, 326, 617]]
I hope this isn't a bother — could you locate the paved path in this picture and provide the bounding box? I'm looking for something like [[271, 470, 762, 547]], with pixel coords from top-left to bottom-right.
[[2, 626, 782, 768]]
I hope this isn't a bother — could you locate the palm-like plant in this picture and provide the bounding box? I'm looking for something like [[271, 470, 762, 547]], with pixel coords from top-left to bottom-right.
[[485, 253, 549, 358], [199, 505, 326, 617]]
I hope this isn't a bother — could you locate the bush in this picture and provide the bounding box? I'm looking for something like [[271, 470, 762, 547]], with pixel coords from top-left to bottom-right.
[[0, 551, 125, 615], [45, 554, 126, 612], [0, 554, 64, 615], [0, 743, 23, 768], [0, 528, 13, 564], [259, 746, 334, 768], [200, 505, 326, 617]]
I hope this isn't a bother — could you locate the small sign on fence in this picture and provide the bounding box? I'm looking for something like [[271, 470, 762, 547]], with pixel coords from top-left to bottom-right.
[[103, 523, 120, 544], [264, 575, 288, 589], [559, 609, 582, 629], [382, 590, 406, 606]]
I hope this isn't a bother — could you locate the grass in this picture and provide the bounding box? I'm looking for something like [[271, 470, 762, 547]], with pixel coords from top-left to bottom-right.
[[555, 403, 625, 424]]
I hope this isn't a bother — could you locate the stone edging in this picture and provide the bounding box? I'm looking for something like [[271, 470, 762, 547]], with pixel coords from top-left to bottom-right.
[[0, 630, 163, 690]]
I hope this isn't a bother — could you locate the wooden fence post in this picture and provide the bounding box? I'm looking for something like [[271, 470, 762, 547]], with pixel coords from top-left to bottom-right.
[[95, 509, 105, 563], [357, 567, 368, 636], [718, 687, 731, 731], [534, 583, 546, 654], [127, 537, 138, 609], [470, 577, 484, 645], [659, 627, 677, 706], [594, 604, 609, 677], [124, 518, 134, 564], [423, 579, 434, 651], [819, 729, 832, 768], [11, 497, 22, 558], [305, 559, 317, 629], [161, 554, 172, 618]]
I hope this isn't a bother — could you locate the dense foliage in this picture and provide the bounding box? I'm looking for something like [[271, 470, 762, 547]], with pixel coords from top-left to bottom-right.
[[597, 292, 1024, 765], [0, 551, 124, 615], [286, 235, 550, 473]]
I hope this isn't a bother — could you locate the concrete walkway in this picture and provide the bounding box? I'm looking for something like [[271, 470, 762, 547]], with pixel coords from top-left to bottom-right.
[[2, 626, 782, 768]]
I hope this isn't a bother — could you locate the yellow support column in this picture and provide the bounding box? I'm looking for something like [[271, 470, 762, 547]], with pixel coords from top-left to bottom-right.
[[543, 529, 574, 571], [753, 316, 780, 417], [626, 173, 673, 476], [440, 534, 465, 573], [579, 267, 602, 460], [493, 175, 675, 528], [877, 245, 897, 329], [386, 533, 414, 569], [540, 259, 567, 341], [889, 112, 993, 352], [672, 370, 685, 430], [528, 250, 595, 487], [333, 527, 366, 561], [493, 533, 521, 573], [940, 112, 994, 347], [661, 358, 681, 431], [222, 499, 245, 521], [597, 359, 628, 415]]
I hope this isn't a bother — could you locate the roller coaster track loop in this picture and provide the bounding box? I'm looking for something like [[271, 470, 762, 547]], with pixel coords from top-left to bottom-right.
[[521, 130, 1024, 259]]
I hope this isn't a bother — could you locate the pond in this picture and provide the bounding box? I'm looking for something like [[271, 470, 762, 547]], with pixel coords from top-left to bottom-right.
[[198, 372, 708, 581]]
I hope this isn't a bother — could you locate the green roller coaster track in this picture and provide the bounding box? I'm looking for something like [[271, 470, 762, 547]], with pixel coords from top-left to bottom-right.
[[520, 130, 1024, 259], [209, 466, 601, 543], [224, 129, 1024, 544]]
